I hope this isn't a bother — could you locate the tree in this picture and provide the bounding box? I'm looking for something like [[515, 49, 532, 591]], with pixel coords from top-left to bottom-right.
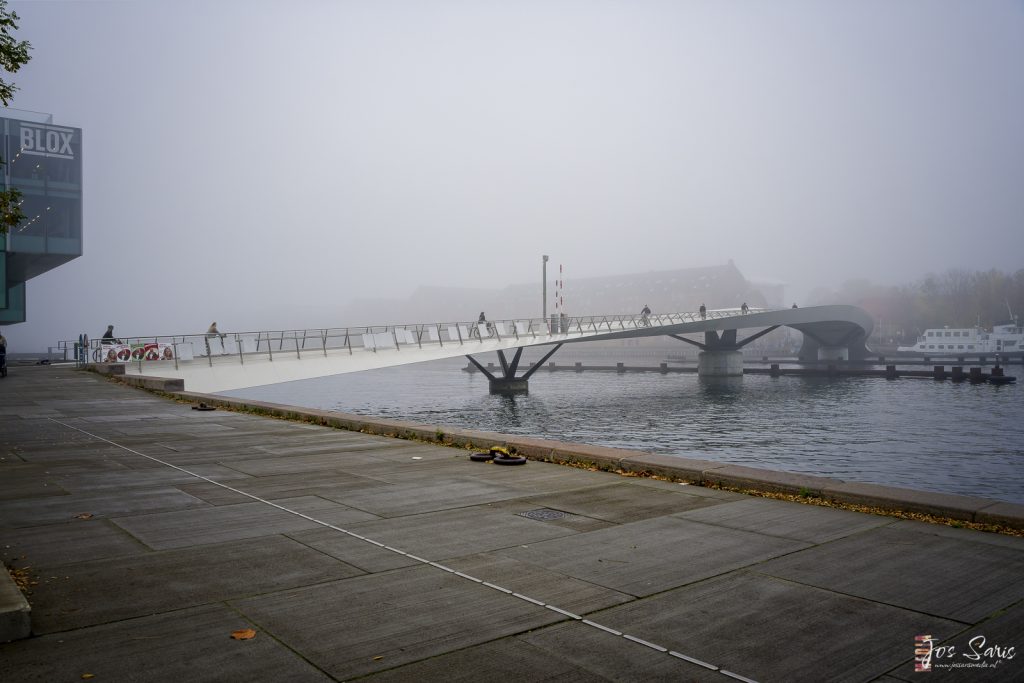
[[0, 0, 31, 235]]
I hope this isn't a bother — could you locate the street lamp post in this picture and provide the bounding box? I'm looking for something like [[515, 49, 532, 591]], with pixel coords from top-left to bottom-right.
[[542, 255, 549, 324]]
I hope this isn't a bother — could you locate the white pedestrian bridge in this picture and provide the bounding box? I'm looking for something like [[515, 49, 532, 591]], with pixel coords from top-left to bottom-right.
[[86, 305, 873, 394]]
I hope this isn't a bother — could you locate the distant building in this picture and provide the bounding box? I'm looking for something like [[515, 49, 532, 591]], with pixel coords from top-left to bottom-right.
[[340, 261, 776, 324], [0, 111, 82, 324]]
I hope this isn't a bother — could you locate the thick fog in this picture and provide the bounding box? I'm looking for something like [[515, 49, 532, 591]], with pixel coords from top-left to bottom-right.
[[4, 0, 1023, 351]]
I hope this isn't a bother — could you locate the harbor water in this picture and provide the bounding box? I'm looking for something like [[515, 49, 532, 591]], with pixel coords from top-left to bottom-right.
[[224, 354, 1024, 504]]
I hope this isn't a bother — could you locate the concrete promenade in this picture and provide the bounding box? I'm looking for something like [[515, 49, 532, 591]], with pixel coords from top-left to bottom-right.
[[2, 366, 1022, 681]]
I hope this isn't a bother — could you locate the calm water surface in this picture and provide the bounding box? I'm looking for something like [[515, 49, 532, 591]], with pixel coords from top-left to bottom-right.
[[225, 357, 1024, 503]]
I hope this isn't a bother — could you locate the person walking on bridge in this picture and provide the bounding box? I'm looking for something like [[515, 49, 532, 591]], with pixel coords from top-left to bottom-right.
[[741, 302, 749, 315], [640, 304, 651, 326], [101, 325, 121, 344], [699, 303, 707, 320]]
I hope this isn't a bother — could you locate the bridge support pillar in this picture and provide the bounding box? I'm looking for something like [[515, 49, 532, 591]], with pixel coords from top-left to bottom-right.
[[818, 346, 849, 361], [698, 350, 743, 377]]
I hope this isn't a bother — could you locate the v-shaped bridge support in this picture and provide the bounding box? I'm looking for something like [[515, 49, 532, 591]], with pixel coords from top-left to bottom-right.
[[466, 344, 563, 394]]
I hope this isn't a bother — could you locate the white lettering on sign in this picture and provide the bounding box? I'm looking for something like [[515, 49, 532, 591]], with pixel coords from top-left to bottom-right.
[[19, 124, 76, 159]]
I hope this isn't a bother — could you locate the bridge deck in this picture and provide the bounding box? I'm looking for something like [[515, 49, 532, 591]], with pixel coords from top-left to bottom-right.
[[80, 306, 873, 392]]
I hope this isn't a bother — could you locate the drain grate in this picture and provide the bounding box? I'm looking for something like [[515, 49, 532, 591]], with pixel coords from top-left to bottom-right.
[[518, 508, 569, 521]]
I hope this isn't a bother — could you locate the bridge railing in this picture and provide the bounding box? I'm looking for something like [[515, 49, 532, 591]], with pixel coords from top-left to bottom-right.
[[63, 308, 770, 370]]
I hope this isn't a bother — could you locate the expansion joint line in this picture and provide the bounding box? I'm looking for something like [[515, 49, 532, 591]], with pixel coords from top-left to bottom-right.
[[47, 417, 758, 683]]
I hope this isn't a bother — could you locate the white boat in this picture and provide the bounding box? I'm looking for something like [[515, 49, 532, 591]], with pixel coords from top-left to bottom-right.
[[898, 319, 1023, 355]]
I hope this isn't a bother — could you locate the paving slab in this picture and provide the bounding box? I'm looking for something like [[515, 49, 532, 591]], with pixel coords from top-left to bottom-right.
[[285, 526, 422, 573], [672, 495, 892, 543], [445, 552, 634, 614], [0, 604, 332, 682], [356, 637, 611, 682], [629, 477, 750, 501], [43, 467, 205, 494], [500, 515, 809, 597], [110, 497, 374, 550], [756, 525, 1024, 623], [0, 465, 69, 500], [321, 477, 531, 517], [520, 481, 728, 524], [887, 518, 1024, 550], [341, 504, 580, 560], [1, 518, 148, 569], [218, 449, 416, 477], [175, 468, 390, 504], [448, 456, 623, 492], [555, 571, 962, 683], [230, 564, 572, 681], [0, 487, 209, 527], [519, 620, 730, 682], [25, 535, 363, 634]]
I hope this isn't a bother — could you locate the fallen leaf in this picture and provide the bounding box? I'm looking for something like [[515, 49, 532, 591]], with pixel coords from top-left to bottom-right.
[[75, 513, 94, 520], [230, 628, 257, 640], [81, 675, 95, 680], [373, 656, 383, 661]]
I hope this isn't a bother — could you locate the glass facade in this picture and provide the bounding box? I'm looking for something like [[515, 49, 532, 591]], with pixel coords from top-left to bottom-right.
[[1, 114, 82, 324]]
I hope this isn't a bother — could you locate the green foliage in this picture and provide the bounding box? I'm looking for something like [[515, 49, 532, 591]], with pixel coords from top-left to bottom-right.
[[0, 187, 22, 231], [0, 0, 30, 106], [0, 0, 30, 235]]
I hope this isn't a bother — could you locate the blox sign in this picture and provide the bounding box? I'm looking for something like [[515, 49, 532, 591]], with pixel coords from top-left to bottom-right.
[[19, 123, 76, 160]]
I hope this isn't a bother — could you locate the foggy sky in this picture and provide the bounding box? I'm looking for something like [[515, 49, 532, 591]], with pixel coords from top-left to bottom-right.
[[5, 0, 1023, 351]]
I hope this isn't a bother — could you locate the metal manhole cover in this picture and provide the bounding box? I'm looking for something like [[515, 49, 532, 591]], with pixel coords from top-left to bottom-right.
[[518, 508, 568, 521]]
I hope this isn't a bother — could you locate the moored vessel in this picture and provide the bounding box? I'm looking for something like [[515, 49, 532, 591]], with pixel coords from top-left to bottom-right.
[[897, 319, 1023, 355]]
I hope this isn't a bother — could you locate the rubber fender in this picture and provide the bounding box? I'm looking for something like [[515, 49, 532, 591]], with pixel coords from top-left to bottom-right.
[[470, 452, 494, 462], [493, 455, 527, 466]]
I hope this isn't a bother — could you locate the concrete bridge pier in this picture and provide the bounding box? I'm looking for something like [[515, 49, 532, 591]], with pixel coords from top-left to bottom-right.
[[697, 350, 744, 377], [673, 327, 779, 379], [817, 346, 849, 361], [488, 378, 529, 395]]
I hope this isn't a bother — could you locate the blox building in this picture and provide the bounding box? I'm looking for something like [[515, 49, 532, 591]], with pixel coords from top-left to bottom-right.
[[1, 111, 82, 324]]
